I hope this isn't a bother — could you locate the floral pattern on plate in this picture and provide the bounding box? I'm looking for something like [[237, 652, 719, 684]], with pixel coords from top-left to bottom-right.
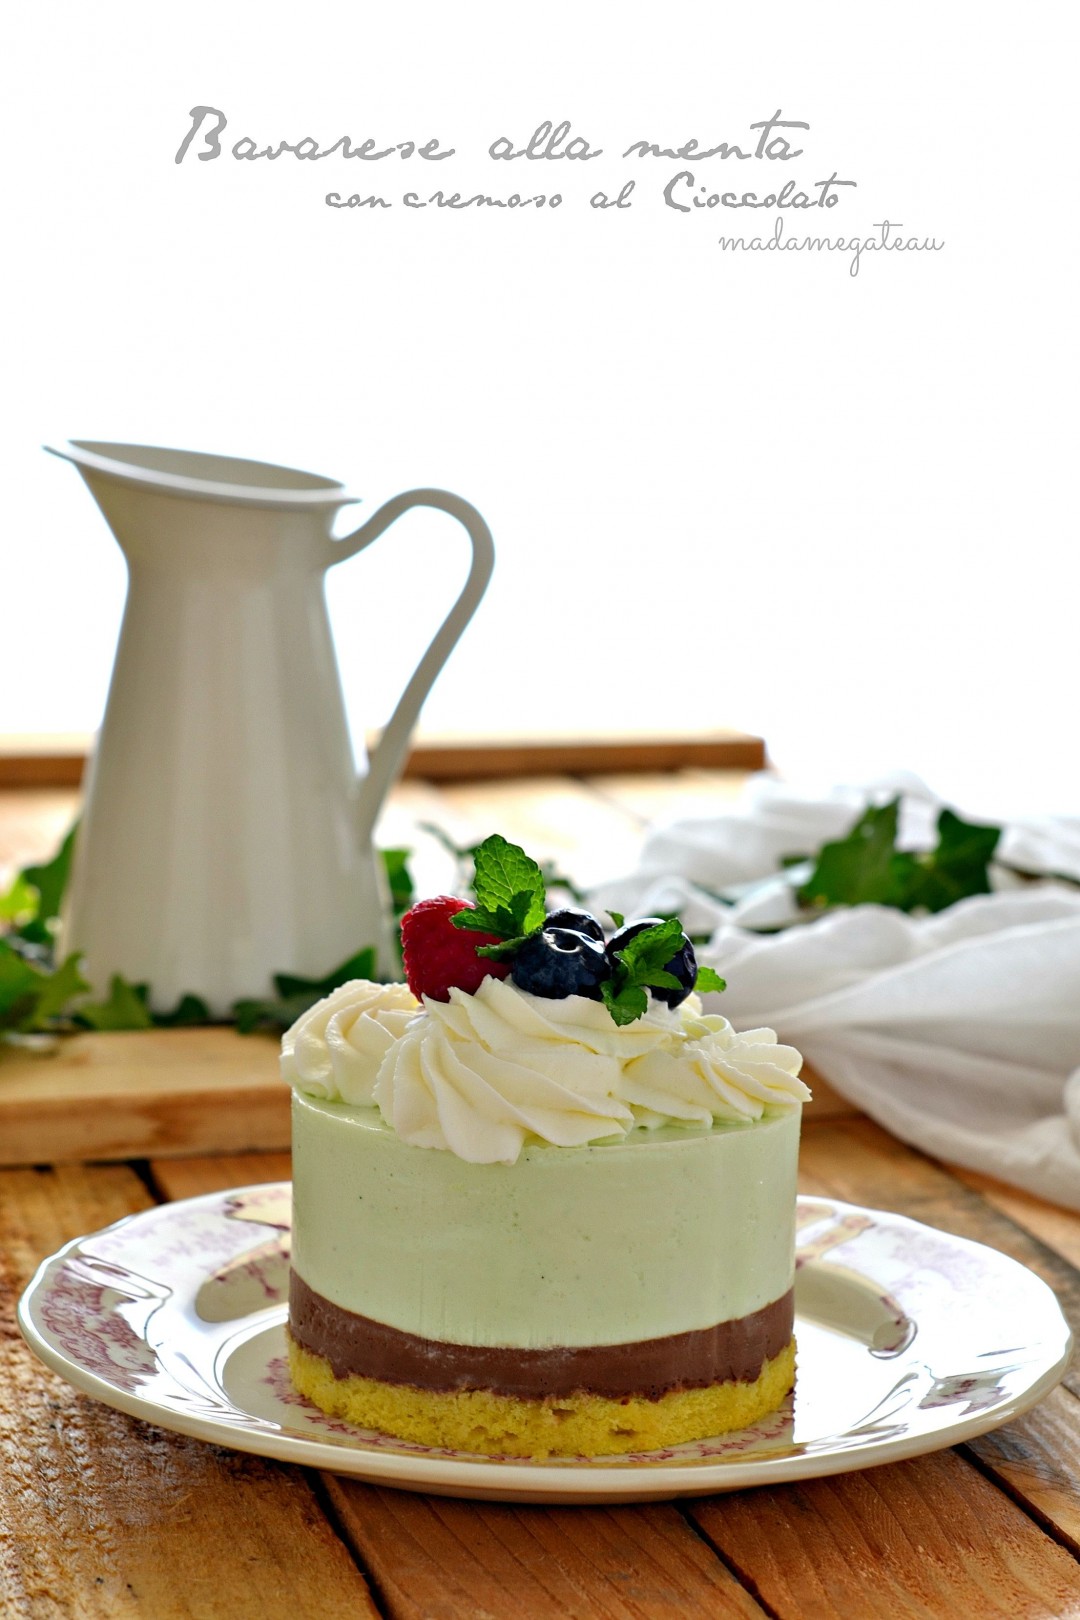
[[17, 1188, 1073, 1503]]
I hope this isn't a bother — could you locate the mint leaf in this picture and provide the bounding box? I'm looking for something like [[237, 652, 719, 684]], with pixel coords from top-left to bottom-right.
[[606, 909, 625, 929], [694, 965, 727, 995], [471, 835, 547, 936], [475, 935, 531, 960], [452, 907, 516, 936], [600, 980, 649, 1027], [75, 975, 154, 1031], [612, 917, 685, 982], [600, 918, 689, 1025]]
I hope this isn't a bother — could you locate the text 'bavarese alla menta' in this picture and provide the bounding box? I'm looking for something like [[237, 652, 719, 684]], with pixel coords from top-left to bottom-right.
[[175, 109, 861, 214]]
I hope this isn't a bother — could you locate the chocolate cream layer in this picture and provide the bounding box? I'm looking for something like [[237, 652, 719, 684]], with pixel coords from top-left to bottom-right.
[[289, 1272, 794, 1400]]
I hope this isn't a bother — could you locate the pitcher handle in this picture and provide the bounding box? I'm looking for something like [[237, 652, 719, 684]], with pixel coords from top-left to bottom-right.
[[326, 489, 495, 841]]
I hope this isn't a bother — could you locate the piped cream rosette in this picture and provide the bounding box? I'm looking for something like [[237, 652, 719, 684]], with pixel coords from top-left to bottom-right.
[[284, 975, 810, 1166], [280, 979, 418, 1105]]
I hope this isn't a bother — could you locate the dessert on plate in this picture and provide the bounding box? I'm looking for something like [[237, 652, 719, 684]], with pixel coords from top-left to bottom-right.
[[282, 836, 809, 1457]]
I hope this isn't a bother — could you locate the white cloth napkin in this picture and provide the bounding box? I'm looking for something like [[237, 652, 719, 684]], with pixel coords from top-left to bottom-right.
[[594, 776, 1080, 1211]]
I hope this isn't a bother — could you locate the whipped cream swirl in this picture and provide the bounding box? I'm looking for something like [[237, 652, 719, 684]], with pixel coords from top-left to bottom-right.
[[372, 975, 683, 1165], [284, 975, 808, 1164], [281, 979, 418, 1105], [619, 1009, 810, 1127]]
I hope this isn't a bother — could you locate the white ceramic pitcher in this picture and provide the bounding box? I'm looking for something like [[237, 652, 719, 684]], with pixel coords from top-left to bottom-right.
[[45, 441, 494, 1015]]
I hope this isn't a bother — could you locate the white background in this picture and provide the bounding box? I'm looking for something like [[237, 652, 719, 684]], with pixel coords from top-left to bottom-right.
[[3, 1, 1076, 816]]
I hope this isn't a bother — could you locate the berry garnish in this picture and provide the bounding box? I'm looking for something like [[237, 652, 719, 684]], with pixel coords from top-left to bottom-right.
[[607, 918, 697, 1008], [400, 895, 511, 1002], [542, 907, 605, 941], [511, 928, 611, 1001]]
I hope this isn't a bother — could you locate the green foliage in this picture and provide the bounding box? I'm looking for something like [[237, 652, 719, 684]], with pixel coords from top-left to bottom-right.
[[451, 834, 548, 942], [694, 965, 727, 994], [797, 798, 1002, 915], [232, 948, 378, 1034], [381, 847, 415, 918], [0, 940, 90, 1033], [11, 826, 78, 947], [75, 975, 155, 1031], [602, 917, 687, 1027]]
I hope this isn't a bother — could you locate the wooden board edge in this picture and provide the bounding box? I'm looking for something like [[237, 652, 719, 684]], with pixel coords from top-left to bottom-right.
[[0, 733, 767, 789]]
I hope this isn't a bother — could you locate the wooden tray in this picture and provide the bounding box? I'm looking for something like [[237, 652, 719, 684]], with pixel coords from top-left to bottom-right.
[[0, 1033, 846, 1167], [0, 1029, 287, 1166]]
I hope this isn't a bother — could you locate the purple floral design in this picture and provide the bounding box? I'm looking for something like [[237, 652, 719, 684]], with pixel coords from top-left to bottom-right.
[[37, 1257, 162, 1393]]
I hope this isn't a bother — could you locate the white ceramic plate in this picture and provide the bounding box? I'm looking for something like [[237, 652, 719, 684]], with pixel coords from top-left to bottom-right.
[[18, 1187, 1072, 1505]]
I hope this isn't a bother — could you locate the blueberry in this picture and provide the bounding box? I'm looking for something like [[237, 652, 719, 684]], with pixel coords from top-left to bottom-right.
[[543, 907, 605, 942], [511, 928, 612, 1000], [606, 917, 697, 1009]]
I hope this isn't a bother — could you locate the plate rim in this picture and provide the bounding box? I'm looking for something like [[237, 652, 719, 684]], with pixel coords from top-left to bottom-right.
[[17, 1186, 1075, 1503]]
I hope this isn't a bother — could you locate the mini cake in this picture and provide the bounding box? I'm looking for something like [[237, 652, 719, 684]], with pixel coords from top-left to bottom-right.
[[283, 836, 809, 1458]]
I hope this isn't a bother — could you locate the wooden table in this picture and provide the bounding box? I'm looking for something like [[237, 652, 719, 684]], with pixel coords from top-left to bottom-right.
[[3, 769, 1080, 1617]]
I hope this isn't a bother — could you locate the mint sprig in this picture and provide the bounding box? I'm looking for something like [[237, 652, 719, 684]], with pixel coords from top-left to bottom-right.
[[451, 834, 548, 943], [601, 917, 685, 1026]]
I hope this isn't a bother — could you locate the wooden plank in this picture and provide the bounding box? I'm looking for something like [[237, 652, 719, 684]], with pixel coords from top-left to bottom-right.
[[686, 1449, 1080, 1619], [151, 1151, 292, 1202], [952, 1167, 1080, 1272], [966, 1385, 1080, 1557], [434, 776, 646, 889], [0, 789, 79, 881], [0, 733, 766, 791], [402, 732, 766, 780], [0, 1162, 377, 1619], [0, 1028, 288, 1167], [324, 1482, 766, 1620], [585, 769, 755, 827], [800, 1115, 1080, 1556], [799, 1062, 858, 1123]]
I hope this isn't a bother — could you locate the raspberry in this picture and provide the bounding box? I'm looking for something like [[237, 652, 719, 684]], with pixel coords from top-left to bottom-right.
[[399, 895, 511, 1002]]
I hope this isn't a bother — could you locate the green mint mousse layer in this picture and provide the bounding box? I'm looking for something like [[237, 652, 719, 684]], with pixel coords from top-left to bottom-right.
[[291, 1091, 800, 1351]]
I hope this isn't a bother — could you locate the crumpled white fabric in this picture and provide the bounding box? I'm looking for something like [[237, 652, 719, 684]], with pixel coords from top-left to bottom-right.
[[593, 775, 1080, 1210]]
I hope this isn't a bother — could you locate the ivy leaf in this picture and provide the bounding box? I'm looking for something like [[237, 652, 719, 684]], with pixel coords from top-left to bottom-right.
[[797, 799, 1002, 916], [798, 799, 902, 909], [29, 953, 91, 1027], [0, 940, 45, 1029], [153, 992, 212, 1028], [75, 975, 154, 1031], [380, 847, 415, 917], [0, 873, 38, 927], [0, 941, 90, 1032], [694, 965, 727, 994], [234, 948, 379, 1034], [887, 808, 1001, 913], [13, 824, 79, 946]]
